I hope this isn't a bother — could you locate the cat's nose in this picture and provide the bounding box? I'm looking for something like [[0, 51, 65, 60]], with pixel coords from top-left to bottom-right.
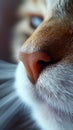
[[20, 51, 50, 84]]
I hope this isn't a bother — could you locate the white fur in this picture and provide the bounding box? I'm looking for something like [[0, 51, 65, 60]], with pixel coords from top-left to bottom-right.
[[15, 61, 73, 130]]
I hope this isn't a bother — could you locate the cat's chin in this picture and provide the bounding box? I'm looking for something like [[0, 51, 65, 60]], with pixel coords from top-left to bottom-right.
[[32, 84, 73, 123], [27, 84, 73, 130]]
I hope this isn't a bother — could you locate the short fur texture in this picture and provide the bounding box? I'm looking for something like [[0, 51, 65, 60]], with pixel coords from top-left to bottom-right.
[[15, 0, 73, 130]]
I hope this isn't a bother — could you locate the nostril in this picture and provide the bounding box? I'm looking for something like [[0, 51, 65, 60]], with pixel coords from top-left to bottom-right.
[[38, 58, 60, 71], [38, 60, 50, 70]]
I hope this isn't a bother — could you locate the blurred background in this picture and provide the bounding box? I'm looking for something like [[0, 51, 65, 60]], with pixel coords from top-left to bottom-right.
[[0, 0, 46, 62], [0, 0, 46, 130]]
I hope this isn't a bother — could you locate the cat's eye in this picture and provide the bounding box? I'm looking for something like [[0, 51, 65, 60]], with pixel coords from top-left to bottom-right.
[[30, 15, 43, 29]]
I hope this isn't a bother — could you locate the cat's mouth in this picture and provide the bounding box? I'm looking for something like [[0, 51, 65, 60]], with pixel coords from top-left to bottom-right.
[[17, 62, 73, 122]]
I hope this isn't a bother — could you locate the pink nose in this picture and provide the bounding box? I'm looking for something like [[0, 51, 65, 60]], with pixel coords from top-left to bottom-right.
[[20, 51, 50, 84]]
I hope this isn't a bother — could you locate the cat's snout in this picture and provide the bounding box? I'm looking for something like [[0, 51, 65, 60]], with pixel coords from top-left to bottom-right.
[[20, 51, 50, 84]]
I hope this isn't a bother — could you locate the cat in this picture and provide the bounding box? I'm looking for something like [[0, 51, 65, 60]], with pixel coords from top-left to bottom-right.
[[15, 0, 73, 130]]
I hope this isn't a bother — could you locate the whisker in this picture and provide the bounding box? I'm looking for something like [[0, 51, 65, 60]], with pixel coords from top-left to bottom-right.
[[0, 92, 18, 107], [1, 98, 22, 126]]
